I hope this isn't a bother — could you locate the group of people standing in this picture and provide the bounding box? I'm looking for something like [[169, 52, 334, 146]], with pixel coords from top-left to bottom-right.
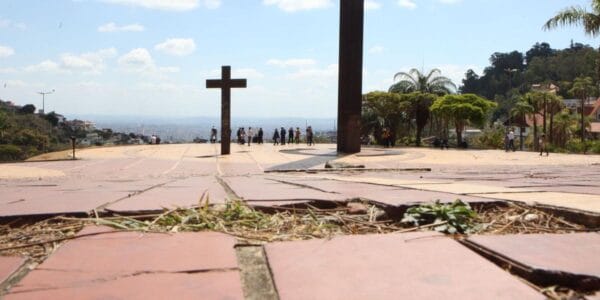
[[236, 127, 264, 146], [210, 126, 315, 146], [272, 126, 314, 146]]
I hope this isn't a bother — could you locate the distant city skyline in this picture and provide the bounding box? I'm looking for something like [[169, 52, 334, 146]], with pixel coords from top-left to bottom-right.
[[0, 0, 597, 118]]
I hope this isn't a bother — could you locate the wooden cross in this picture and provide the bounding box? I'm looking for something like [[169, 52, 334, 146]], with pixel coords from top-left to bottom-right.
[[206, 66, 247, 155]]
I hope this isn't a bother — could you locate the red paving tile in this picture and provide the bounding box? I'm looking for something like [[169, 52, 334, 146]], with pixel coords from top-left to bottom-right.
[[223, 176, 346, 202], [5, 272, 243, 300], [265, 232, 542, 300], [106, 176, 229, 213], [7, 226, 242, 299], [275, 178, 497, 206], [0, 189, 127, 217], [466, 233, 600, 278], [0, 256, 26, 284]]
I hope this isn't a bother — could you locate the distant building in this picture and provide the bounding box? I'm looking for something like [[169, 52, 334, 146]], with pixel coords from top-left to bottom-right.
[[65, 119, 96, 132]]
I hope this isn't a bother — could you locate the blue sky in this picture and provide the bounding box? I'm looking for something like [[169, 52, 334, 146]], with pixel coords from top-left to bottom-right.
[[0, 0, 597, 118]]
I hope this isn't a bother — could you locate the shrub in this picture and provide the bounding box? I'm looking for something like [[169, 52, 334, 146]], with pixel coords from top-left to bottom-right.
[[471, 125, 504, 149], [0, 144, 23, 161]]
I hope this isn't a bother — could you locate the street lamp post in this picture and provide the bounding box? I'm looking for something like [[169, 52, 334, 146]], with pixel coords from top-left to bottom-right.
[[37, 89, 55, 114]]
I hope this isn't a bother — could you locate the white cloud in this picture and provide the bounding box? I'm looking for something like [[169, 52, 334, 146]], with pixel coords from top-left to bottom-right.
[[368, 45, 385, 54], [263, 0, 333, 12], [267, 58, 316, 68], [98, 22, 145, 32], [287, 64, 337, 79], [99, 0, 220, 11], [24, 60, 62, 73], [0, 45, 15, 58], [118, 48, 155, 72], [397, 0, 416, 9], [427, 64, 484, 88], [0, 67, 17, 74], [60, 48, 117, 74], [118, 48, 179, 77], [0, 18, 26, 30], [23, 48, 117, 74], [365, 0, 381, 10], [154, 38, 196, 56]]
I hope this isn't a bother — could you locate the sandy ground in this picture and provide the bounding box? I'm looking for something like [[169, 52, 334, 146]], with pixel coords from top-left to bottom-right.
[[0, 165, 65, 179]]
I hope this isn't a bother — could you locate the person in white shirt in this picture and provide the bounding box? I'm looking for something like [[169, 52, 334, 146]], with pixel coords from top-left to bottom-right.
[[247, 127, 254, 146], [508, 130, 515, 151]]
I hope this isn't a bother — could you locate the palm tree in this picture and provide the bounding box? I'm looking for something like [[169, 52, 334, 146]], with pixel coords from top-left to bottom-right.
[[553, 110, 574, 148], [389, 69, 456, 95], [523, 92, 544, 150], [510, 100, 534, 150], [569, 76, 597, 143], [546, 95, 564, 144], [543, 0, 600, 36]]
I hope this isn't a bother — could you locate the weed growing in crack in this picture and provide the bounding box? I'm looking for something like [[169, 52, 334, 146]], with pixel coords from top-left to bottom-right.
[[401, 199, 478, 234]]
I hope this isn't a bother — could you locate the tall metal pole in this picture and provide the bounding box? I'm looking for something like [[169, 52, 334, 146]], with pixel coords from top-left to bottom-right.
[[337, 0, 364, 154], [37, 89, 54, 114]]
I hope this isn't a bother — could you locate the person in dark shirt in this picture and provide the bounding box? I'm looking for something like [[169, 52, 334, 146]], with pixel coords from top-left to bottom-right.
[[258, 128, 264, 144], [288, 127, 294, 144], [280, 127, 286, 145], [272, 129, 280, 145]]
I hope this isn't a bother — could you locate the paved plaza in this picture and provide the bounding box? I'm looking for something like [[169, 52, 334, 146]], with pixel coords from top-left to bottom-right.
[[0, 143, 599, 299]]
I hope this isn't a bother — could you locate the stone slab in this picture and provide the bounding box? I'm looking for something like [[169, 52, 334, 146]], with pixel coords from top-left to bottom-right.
[[466, 233, 600, 278], [472, 192, 600, 213], [399, 183, 538, 195], [7, 226, 242, 299], [265, 232, 542, 300], [223, 176, 346, 202], [106, 176, 228, 213], [0, 189, 127, 218], [0, 256, 26, 284], [273, 178, 497, 206], [5, 271, 243, 300]]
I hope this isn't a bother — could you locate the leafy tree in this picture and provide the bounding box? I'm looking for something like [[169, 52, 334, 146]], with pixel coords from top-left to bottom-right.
[[543, 0, 600, 37], [430, 94, 497, 146], [19, 104, 36, 115], [525, 42, 555, 64], [522, 92, 545, 150], [389, 69, 456, 95], [510, 100, 534, 150], [553, 110, 575, 147], [0, 110, 8, 140], [460, 70, 481, 94], [544, 94, 564, 144], [43, 111, 60, 127], [362, 91, 409, 145], [403, 92, 438, 146], [569, 76, 598, 143]]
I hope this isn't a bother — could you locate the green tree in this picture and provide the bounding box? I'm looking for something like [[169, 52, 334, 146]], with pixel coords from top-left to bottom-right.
[[569, 76, 597, 143], [545, 94, 564, 144], [430, 94, 497, 146], [543, 0, 600, 37], [553, 109, 575, 147], [389, 69, 456, 95], [402, 92, 438, 146], [362, 91, 409, 145], [0, 110, 8, 140], [19, 104, 36, 115], [510, 100, 534, 150], [522, 92, 545, 150]]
